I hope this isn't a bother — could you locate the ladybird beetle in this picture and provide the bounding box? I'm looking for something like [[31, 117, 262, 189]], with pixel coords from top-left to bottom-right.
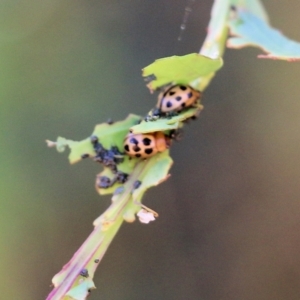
[[156, 84, 201, 114], [124, 131, 170, 158]]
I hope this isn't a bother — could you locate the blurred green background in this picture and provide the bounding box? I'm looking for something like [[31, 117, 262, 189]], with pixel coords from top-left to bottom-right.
[[1, 1, 300, 299]]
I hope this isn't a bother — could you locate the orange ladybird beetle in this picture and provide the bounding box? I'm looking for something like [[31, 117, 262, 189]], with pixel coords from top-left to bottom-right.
[[156, 84, 202, 114], [124, 131, 171, 158]]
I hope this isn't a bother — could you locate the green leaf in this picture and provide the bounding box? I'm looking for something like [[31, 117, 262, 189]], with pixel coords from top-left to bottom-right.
[[142, 53, 223, 91], [228, 9, 300, 61], [130, 106, 203, 134], [200, 0, 268, 60], [91, 114, 141, 150], [47, 114, 174, 198], [56, 137, 94, 164], [48, 114, 141, 164], [131, 152, 172, 203]]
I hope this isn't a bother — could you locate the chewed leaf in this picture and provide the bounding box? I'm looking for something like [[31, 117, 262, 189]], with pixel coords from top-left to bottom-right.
[[131, 106, 203, 134], [48, 114, 141, 164], [227, 9, 300, 61], [142, 53, 223, 91], [49, 137, 94, 164], [92, 114, 141, 150]]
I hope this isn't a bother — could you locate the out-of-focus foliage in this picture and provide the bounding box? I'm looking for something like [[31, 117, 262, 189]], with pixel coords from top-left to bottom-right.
[[231, 0, 268, 21], [228, 9, 300, 60]]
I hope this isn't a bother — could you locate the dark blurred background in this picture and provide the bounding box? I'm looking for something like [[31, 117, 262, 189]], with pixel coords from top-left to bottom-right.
[[1, 1, 300, 299]]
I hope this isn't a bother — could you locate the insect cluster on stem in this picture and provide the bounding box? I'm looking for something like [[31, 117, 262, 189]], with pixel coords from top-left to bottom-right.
[[85, 84, 202, 189]]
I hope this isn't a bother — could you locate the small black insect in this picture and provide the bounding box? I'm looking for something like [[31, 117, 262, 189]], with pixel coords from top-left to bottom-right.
[[133, 180, 142, 190], [107, 118, 114, 125], [90, 135, 99, 145], [96, 171, 129, 189], [80, 268, 89, 278], [116, 171, 128, 184], [113, 186, 125, 195], [97, 176, 112, 189], [169, 129, 183, 141], [91, 136, 124, 173], [143, 73, 157, 83]]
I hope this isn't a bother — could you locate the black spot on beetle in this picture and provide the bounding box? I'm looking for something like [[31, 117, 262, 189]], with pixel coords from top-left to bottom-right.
[[175, 96, 182, 101], [145, 148, 153, 155], [143, 138, 151, 146], [181, 103, 186, 108], [133, 145, 141, 152], [130, 137, 138, 144], [187, 92, 193, 98], [124, 144, 130, 152], [169, 91, 175, 96], [166, 101, 172, 108], [180, 86, 187, 90], [135, 153, 141, 158]]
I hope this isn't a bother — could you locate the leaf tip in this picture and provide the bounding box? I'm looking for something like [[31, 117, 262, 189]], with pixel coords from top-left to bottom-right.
[[46, 139, 56, 148]]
